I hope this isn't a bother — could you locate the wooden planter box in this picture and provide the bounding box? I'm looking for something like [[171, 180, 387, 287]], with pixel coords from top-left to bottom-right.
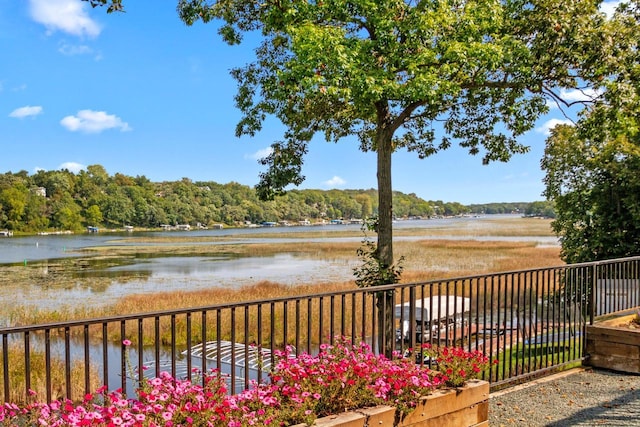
[[585, 314, 640, 373], [293, 379, 489, 427]]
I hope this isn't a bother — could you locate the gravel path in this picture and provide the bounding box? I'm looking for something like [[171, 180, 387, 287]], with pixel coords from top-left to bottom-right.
[[489, 369, 640, 426]]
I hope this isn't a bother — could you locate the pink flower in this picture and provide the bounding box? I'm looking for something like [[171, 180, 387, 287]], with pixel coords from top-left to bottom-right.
[[2, 337, 486, 426], [122, 339, 132, 346]]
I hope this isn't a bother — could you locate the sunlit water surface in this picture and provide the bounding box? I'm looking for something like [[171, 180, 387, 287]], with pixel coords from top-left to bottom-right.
[[0, 216, 557, 311]]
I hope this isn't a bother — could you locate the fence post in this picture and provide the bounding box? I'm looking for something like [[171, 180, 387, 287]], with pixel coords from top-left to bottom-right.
[[590, 263, 597, 325], [409, 286, 416, 350]]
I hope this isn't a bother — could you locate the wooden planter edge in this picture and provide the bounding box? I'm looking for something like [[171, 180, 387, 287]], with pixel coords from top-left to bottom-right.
[[585, 314, 640, 373], [293, 379, 490, 427]]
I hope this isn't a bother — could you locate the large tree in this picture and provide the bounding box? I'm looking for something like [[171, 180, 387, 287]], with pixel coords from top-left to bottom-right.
[[90, 0, 621, 353], [175, 0, 611, 269], [543, 1, 640, 264]]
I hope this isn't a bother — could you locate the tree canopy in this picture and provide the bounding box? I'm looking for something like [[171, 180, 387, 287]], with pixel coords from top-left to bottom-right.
[[542, 1, 640, 264], [175, 0, 615, 277], [0, 166, 466, 232]]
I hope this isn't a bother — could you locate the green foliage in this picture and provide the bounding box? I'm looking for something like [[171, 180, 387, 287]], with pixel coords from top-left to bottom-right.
[[543, 130, 640, 263], [84, 205, 103, 226], [0, 166, 445, 233], [82, 0, 123, 13], [353, 218, 404, 288], [524, 201, 556, 219], [176, 0, 610, 195], [174, 0, 616, 284], [542, 1, 640, 264], [86, 0, 623, 277]]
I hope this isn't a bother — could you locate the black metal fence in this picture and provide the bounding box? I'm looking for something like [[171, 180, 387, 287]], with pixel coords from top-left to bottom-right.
[[2, 256, 639, 403]]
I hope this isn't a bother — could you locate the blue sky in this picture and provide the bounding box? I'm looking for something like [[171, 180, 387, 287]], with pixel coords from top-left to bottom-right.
[[1, 0, 621, 204]]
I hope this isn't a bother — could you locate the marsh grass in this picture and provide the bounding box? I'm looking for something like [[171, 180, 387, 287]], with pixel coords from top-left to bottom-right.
[[395, 217, 555, 237], [7, 238, 561, 329], [98, 217, 554, 243], [5, 242, 562, 358], [9, 280, 366, 350], [397, 240, 562, 281], [0, 344, 100, 404]]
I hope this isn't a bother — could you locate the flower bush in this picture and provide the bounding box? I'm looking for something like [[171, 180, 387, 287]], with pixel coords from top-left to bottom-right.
[[418, 344, 494, 387], [0, 338, 490, 426]]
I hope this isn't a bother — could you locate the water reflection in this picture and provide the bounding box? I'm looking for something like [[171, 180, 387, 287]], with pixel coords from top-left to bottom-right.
[[0, 215, 558, 312], [1, 253, 358, 311]]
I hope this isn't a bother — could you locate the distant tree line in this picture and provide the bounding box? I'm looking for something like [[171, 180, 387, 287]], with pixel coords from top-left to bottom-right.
[[467, 201, 555, 218], [0, 165, 551, 232]]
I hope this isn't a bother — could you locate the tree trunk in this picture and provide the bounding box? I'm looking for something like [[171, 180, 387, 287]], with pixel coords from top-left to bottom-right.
[[376, 137, 394, 272], [376, 126, 395, 358]]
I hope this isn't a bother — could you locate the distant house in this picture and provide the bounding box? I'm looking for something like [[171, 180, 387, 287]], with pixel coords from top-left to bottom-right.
[[176, 224, 191, 231], [87, 226, 99, 233], [33, 187, 46, 197]]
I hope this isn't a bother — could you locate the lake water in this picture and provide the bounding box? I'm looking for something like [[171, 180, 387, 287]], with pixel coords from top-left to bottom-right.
[[0, 215, 559, 310], [0, 216, 557, 264]]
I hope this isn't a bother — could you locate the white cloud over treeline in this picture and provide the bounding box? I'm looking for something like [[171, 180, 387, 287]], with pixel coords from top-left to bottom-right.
[[323, 176, 346, 187], [535, 118, 574, 136]]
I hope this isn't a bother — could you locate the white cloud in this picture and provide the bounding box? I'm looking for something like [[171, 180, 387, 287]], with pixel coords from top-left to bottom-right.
[[9, 105, 43, 118], [246, 147, 274, 160], [601, 0, 622, 18], [560, 88, 602, 103], [60, 109, 131, 133], [59, 162, 86, 173], [29, 0, 101, 38], [535, 118, 573, 135], [323, 176, 346, 187], [547, 88, 602, 109], [58, 43, 93, 56]]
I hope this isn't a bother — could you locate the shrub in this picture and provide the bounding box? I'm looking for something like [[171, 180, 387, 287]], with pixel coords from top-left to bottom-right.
[[418, 344, 494, 387]]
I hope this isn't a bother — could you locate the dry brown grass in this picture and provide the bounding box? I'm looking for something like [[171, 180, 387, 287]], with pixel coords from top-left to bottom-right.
[[397, 240, 562, 281], [104, 217, 554, 241], [110, 280, 355, 314], [394, 217, 554, 237], [94, 279, 364, 347], [7, 242, 561, 327], [0, 344, 100, 404]]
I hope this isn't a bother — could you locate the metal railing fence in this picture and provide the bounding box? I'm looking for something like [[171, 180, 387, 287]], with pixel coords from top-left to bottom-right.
[[2, 256, 639, 403]]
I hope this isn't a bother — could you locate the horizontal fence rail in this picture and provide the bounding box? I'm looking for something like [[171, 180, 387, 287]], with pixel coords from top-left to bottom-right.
[[2, 256, 640, 403]]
